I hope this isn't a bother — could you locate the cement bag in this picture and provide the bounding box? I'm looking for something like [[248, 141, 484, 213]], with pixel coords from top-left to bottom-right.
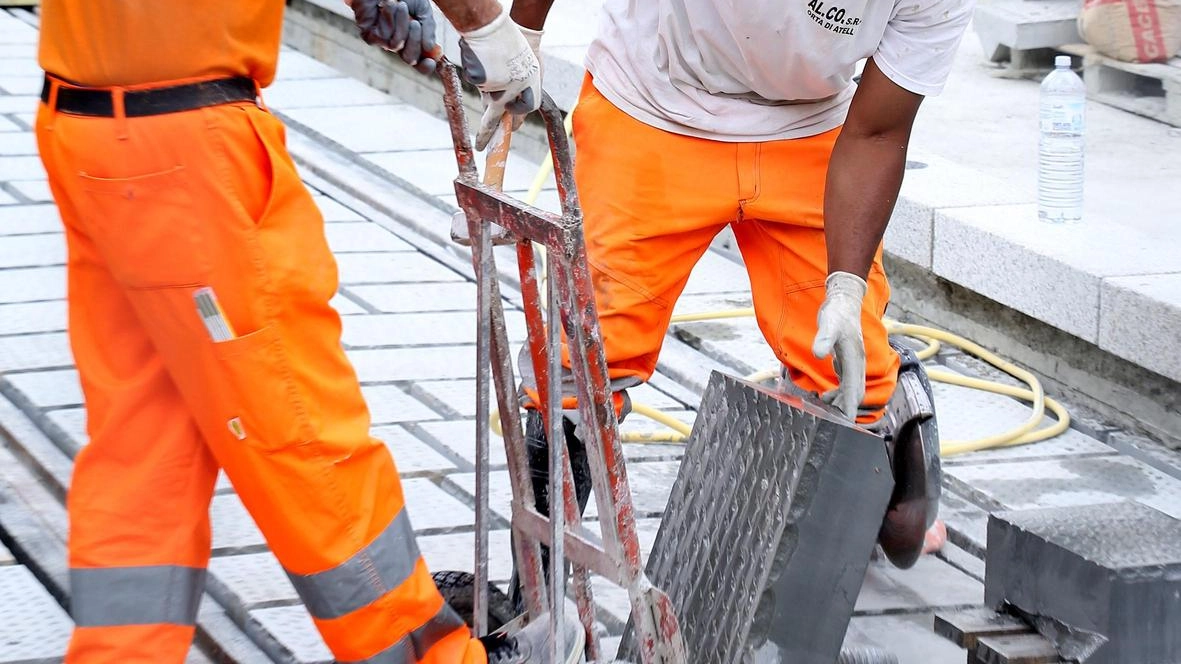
[[1079, 0, 1181, 63]]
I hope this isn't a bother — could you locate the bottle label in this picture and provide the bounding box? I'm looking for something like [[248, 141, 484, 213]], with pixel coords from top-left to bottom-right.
[[1041, 100, 1085, 134]]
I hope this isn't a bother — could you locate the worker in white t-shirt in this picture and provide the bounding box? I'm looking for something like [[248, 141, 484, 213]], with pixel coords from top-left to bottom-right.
[[499, 0, 972, 581]]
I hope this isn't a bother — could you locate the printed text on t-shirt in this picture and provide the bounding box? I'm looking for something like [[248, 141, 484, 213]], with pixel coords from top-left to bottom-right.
[[806, 0, 861, 35]]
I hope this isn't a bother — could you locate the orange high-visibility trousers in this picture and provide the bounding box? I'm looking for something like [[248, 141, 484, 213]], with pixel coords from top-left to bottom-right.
[[35, 78, 485, 664], [571, 76, 900, 414]]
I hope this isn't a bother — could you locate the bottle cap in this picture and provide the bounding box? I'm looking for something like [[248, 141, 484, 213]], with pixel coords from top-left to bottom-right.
[[1056, 55, 1072, 68]]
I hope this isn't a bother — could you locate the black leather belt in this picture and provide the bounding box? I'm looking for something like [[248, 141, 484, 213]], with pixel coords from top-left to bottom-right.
[[40, 76, 258, 118]]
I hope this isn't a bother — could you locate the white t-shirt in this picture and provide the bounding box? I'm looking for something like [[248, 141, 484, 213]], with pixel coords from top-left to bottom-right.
[[584, 0, 974, 141]]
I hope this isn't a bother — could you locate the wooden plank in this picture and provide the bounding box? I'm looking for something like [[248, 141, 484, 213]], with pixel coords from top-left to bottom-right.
[[934, 608, 1033, 649], [975, 633, 1063, 664]]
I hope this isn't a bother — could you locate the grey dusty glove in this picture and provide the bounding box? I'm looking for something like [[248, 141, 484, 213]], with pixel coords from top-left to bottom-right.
[[811, 271, 868, 420], [458, 8, 542, 151], [349, 0, 438, 74]]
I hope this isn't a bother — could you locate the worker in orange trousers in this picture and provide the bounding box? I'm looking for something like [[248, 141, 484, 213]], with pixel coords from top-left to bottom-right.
[[34, 1, 582, 662]]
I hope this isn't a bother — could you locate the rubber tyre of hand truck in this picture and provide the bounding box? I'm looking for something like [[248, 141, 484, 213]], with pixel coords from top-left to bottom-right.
[[432, 570, 518, 632]]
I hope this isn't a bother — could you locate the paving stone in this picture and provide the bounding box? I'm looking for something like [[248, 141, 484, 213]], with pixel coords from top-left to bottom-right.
[[348, 345, 476, 383], [46, 407, 88, 450], [341, 311, 526, 348], [265, 77, 392, 109], [846, 613, 967, 664], [347, 282, 479, 313], [0, 299, 66, 335], [324, 222, 414, 253], [9, 179, 52, 202], [5, 369, 83, 408], [0, 566, 73, 662], [0, 266, 65, 303], [985, 502, 1181, 664], [0, 187, 17, 205], [940, 491, 991, 556], [0, 116, 18, 133], [936, 539, 986, 582], [0, 332, 73, 371], [250, 605, 333, 664], [623, 382, 689, 412], [1106, 431, 1181, 480], [0, 204, 62, 235], [590, 574, 634, 628], [0, 76, 40, 95], [365, 149, 546, 196], [0, 156, 43, 182], [621, 460, 680, 516], [361, 384, 441, 424], [211, 493, 266, 554], [0, 130, 35, 155], [935, 381, 1118, 465], [0, 43, 36, 60], [371, 425, 455, 473], [284, 104, 455, 153], [0, 95, 37, 114], [335, 251, 464, 285], [329, 291, 366, 315], [402, 478, 476, 531], [0, 541, 13, 566], [0, 232, 65, 268], [854, 555, 983, 614], [417, 419, 505, 468], [275, 50, 342, 80], [948, 455, 1181, 521], [682, 251, 753, 296], [312, 195, 364, 222], [411, 379, 480, 418], [417, 529, 514, 582], [208, 552, 299, 609], [448, 470, 513, 522], [0, 20, 37, 43]]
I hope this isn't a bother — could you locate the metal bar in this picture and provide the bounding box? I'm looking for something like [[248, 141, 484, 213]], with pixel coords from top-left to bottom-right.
[[472, 211, 492, 637], [512, 507, 624, 583], [547, 262, 565, 664], [439, 62, 477, 180], [454, 182, 568, 250]]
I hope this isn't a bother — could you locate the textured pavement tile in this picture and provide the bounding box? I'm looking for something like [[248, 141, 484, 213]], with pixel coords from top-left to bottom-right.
[[402, 478, 476, 531], [341, 311, 525, 348], [47, 407, 88, 450], [449, 470, 513, 522], [329, 291, 366, 315], [411, 379, 480, 418], [417, 419, 504, 468], [417, 530, 514, 582], [0, 266, 65, 303], [854, 556, 983, 614], [0, 155, 44, 181], [335, 252, 464, 285], [371, 424, 456, 473], [0, 96, 36, 115], [250, 605, 333, 664], [0, 299, 66, 334], [0, 131, 35, 155], [208, 553, 299, 609], [0, 59, 41, 78], [324, 222, 414, 253], [5, 368, 83, 408], [846, 613, 966, 664], [211, 494, 266, 554], [0, 232, 65, 268], [312, 195, 364, 222], [347, 282, 479, 313], [0, 566, 72, 662], [348, 345, 476, 383], [0, 43, 36, 59], [0, 76, 40, 95], [284, 104, 455, 153], [0, 204, 62, 235], [0, 188, 16, 205], [0, 115, 22, 132], [265, 77, 391, 108], [362, 384, 441, 424], [946, 455, 1181, 520], [9, 179, 52, 202], [365, 149, 546, 196], [0, 332, 73, 371], [681, 251, 753, 296]]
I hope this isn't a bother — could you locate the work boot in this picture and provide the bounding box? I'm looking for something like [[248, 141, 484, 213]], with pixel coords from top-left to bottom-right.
[[508, 409, 594, 613], [874, 340, 941, 569], [479, 609, 586, 664]]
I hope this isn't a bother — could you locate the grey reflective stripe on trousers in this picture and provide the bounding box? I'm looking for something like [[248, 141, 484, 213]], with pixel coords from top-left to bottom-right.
[[71, 565, 206, 627], [287, 509, 422, 620], [341, 602, 467, 664]]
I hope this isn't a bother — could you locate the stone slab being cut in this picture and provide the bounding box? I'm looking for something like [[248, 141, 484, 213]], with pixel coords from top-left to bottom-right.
[[985, 502, 1181, 664], [621, 371, 894, 664], [0, 565, 72, 663]]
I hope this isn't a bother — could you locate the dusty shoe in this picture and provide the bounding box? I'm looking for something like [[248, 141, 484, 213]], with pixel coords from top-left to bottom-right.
[[479, 611, 586, 664]]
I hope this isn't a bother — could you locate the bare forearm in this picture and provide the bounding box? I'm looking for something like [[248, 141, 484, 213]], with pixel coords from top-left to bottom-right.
[[510, 0, 557, 30], [823, 133, 908, 278], [434, 0, 501, 31]]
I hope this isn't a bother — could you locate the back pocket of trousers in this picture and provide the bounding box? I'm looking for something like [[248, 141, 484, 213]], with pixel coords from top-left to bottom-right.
[[80, 166, 211, 289], [212, 325, 315, 452]]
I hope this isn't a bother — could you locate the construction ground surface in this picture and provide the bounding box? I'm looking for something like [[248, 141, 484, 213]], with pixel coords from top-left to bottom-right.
[[0, 5, 1179, 664]]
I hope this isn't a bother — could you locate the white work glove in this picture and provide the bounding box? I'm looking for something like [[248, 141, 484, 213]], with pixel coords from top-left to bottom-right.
[[811, 271, 868, 420], [458, 9, 542, 151]]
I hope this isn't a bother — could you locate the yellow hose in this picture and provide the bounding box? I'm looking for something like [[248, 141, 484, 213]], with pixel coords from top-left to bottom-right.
[[487, 106, 1070, 459]]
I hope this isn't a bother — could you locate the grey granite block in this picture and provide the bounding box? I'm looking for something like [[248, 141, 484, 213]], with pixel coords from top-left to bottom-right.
[[0, 565, 72, 663], [346, 282, 478, 313], [854, 555, 984, 614], [0, 266, 65, 303], [323, 222, 414, 253], [0, 300, 67, 335], [371, 424, 456, 473], [348, 345, 476, 383], [0, 332, 72, 371], [361, 384, 441, 424], [335, 251, 463, 285], [1099, 273, 1181, 383]]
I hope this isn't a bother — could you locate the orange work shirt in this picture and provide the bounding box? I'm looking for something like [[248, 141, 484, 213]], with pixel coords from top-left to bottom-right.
[[38, 1, 286, 88]]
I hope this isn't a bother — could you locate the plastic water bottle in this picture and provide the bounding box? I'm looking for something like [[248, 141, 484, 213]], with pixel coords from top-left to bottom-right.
[[1038, 55, 1086, 223]]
